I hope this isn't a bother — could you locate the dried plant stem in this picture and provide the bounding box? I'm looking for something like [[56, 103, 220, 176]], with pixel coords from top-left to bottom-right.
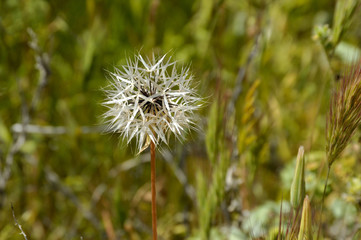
[[150, 141, 157, 240], [11, 204, 28, 240], [317, 166, 331, 240]]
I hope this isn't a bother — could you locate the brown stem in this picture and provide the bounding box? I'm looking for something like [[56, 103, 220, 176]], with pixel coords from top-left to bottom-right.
[[150, 141, 157, 240]]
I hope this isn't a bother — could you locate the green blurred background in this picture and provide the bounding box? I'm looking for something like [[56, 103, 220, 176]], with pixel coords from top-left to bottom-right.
[[0, 0, 360, 239]]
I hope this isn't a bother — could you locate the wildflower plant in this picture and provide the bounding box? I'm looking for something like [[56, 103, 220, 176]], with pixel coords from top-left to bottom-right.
[[102, 53, 201, 239]]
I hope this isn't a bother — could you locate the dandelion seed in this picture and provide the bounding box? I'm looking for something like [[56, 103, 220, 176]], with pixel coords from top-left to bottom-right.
[[103, 53, 201, 153]]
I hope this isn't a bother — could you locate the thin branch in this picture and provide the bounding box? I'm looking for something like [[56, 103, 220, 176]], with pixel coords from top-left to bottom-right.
[[11, 123, 105, 135], [0, 78, 29, 207], [226, 33, 261, 118], [225, 32, 262, 167], [44, 166, 103, 232], [0, 28, 51, 207], [108, 154, 150, 177], [161, 149, 196, 202], [27, 28, 51, 115], [11, 204, 29, 240]]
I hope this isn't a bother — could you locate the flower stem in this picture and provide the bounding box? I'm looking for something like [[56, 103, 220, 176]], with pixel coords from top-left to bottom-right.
[[150, 141, 157, 240], [317, 165, 330, 240]]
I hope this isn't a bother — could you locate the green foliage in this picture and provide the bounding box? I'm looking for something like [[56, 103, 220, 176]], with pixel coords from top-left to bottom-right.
[[313, 0, 359, 56], [0, 0, 361, 239], [206, 100, 224, 165], [332, 0, 359, 48], [198, 102, 230, 239]]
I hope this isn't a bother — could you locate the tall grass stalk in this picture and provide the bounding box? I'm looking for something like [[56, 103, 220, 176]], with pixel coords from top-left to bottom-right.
[[319, 60, 361, 238]]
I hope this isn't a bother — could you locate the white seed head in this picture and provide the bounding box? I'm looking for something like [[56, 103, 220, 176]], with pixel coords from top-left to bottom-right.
[[103, 53, 201, 153]]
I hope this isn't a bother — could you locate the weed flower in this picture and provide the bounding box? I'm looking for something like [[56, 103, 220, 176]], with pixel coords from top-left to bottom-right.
[[103, 53, 201, 153], [326, 61, 361, 166]]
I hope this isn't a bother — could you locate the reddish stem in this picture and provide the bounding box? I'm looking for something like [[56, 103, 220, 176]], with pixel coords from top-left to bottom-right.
[[150, 141, 157, 240]]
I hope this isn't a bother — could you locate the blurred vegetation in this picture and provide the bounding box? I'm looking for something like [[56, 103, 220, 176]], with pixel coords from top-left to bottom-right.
[[1, 0, 361, 239]]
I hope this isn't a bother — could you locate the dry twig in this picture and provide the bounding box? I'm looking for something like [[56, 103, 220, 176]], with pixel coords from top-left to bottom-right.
[[11, 204, 29, 240]]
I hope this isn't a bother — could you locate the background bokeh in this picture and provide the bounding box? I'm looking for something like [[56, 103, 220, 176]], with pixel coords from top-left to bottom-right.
[[0, 0, 360, 239]]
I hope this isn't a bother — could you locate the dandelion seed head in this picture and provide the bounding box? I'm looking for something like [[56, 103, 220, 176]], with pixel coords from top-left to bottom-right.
[[103, 53, 201, 153]]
